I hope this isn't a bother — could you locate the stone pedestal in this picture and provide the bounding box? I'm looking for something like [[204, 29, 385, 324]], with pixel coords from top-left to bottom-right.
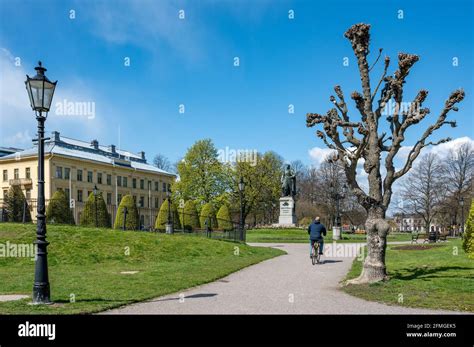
[[332, 226, 342, 240], [278, 196, 296, 227]]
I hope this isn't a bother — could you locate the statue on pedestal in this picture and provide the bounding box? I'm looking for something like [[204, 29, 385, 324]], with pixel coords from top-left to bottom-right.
[[281, 164, 296, 198]]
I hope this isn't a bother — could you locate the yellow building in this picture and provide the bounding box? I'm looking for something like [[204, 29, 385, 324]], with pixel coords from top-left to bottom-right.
[[0, 131, 175, 228]]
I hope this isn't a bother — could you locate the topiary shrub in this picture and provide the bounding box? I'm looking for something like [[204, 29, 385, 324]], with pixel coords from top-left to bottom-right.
[[46, 190, 74, 224], [462, 200, 474, 259], [80, 192, 110, 227], [155, 199, 181, 231], [114, 194, 139, 230], [181, 200, 200, 231], [216, 204, 233, 230], [299, 216, 313, 227], [4, 185, 32, 222], [200, 202, 217, 230]]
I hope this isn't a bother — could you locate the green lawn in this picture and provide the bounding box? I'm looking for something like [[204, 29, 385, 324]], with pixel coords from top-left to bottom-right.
[[246, 228, 411, 243], [0, 223, 284, 314], [343, 239, 473, 312]]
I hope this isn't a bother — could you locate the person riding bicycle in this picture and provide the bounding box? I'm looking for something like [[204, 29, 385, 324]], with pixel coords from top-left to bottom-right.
[[308, 216, 326, 258]]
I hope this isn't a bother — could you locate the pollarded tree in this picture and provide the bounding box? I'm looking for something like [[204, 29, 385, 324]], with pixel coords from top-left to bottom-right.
[[216, 204, 233, 230], [114, 194, 139, 230], [4, 185, 31, 222], [80, 192, 111, 227], [46, 190, 74, 224], [306, 23, 465, 283]]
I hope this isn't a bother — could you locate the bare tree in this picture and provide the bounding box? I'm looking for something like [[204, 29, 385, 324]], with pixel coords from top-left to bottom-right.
[[306, 23, 465, 283], [399, 153, 446, 233], [153, 153, 172, 172]]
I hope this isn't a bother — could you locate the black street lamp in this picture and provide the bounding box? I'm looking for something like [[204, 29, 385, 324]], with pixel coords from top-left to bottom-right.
[[238, 177, 245, 242], [166, 188, 173, 234], [25, 61, 57, 304], [330, 182, 347, 240], [460, 197, 465, 236], [93, 185, 99, 227]]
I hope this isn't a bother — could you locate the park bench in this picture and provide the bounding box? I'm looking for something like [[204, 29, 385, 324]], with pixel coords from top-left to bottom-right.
[[438, 233, 449, 242]]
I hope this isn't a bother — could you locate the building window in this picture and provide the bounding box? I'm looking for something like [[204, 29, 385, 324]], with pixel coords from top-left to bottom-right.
[[139, 196, 144, 208], [25, 167, 31, 179], [167, 183, 171, 192], [132, 178, 137, 189], [155, 197, 159, 208], [87, 171, 93, 183], [77, 169, 83, 181], [117, 176, 122, 187], [107, 174, 111, 185], [133, 195, 137, 203], [118, 193, 122, 203], [155, 182, 159, 191], [77, 190, 83, 203], [123, 177, 128, 188], [65, 188, 70, 201], [107, 193, 112, 205], [2, 170, 7, 182], [14, 168, 19, 179], [64, 168, 70, 180], [140, 179, 144, 190], [55, 166, 63, 179], [162, 182, 166, 192], [97, 173, 102, 184]]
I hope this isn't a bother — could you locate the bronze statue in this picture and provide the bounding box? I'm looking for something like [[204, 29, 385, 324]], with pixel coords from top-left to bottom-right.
[[281, 164, 296, 197]]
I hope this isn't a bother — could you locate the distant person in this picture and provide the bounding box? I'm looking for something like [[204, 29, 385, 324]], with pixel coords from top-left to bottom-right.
[[307, 216, 327, 257]]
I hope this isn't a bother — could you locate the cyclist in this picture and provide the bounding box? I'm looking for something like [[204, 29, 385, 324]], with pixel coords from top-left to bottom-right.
[[308, 216, 326, 258]]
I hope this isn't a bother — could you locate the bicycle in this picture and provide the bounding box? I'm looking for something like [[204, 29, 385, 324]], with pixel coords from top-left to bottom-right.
[[311, 240, 323, 265]]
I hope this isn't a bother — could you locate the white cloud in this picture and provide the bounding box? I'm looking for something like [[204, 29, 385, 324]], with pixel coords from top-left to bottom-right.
[[308, 146, 336, 166]]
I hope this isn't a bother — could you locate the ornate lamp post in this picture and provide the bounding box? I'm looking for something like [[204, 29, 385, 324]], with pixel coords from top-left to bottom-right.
[[460, 197, 465, 236], [238, 177, 245, 242], [93, 185, 99, 227], [25, 61, 57, 304], [165, 188, 173, 234]]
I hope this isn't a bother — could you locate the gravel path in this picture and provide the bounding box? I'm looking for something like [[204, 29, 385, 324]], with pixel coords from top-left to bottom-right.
[[103, 243, 460, 314]]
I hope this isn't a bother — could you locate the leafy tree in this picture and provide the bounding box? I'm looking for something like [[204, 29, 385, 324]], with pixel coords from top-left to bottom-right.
[[4, 185, 31, 222], [462, 200, 474, 258], [155, 199, 181, 231], [200, 202, 217, 230], [174, 139, 229, 205], [46, 190, 74, 224], [114, 194, 139, 230], [216, 204, 233, 230], [180, 200, 200, 230], [306, 23, 465, 284], [80, 192, 110, 227]]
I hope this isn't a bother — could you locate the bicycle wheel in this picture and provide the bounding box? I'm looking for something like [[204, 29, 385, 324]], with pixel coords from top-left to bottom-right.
[[311, 245, 316, 265]]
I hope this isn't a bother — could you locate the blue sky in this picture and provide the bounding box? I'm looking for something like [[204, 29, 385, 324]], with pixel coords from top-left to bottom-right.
[[0, 0, 473, 170]]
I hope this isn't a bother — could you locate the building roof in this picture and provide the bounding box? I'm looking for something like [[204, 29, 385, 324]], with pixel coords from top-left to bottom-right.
[[0, 131, 175, 177], [0, 146, 22, 157]]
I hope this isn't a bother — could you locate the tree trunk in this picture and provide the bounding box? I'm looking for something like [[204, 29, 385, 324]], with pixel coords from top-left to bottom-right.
[[347, 206, 389, 284]]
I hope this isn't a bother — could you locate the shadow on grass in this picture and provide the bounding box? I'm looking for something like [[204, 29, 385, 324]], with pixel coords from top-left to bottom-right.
[[391, 266, 473, 281]]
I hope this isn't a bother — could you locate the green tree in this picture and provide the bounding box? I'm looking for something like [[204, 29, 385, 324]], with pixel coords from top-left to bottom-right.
[[4, 185, 31, 222], [462, 200, 474, 258], [200, 202, 217, 230], [46, 190, 74, 224], [114, 194, 139, 230], [216, 204, 233, 230], [174, 139, 229, 205], [80, 192, 110, 227], [155, 200, 181, 231], [180, 200, 200, 231]]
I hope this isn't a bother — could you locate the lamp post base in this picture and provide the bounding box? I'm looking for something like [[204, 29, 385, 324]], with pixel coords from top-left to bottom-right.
[[165, 223, 174, 234], [332, 226, 342, 240], [32, 283, 52, 305]]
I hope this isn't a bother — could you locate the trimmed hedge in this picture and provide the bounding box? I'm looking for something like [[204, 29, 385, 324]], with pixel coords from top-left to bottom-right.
[[155, 199, 181, 231], [200, 202, 217, 230], [46, 190, 74, 224], [114, 194, 139, 230], [80, 192, 110, 227], [216, 204, 233, 230], [4, 185, 32, 222], [463, 200, 474, 259], [180, 200, 200, 231]]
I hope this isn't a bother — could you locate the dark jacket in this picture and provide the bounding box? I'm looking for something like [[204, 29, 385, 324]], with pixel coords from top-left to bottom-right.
[[308, 221, 327, 240]]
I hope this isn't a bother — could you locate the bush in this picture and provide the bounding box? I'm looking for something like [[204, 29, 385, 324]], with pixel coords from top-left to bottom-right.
[[80, 192, 110, 227], [462, 200, 474, 259], [155, 199, 181, 231], [114, 194, 139, 230], [180, 200, 200, 231], [46, 190, 74, 224], [4, 185, 32, 222], [216, 205, 233, 230], [299, 216, 313, 227], [200, 202, 217, 230]]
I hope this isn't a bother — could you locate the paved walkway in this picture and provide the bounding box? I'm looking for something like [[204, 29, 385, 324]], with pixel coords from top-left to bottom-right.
[[103, 243, 460, 314]]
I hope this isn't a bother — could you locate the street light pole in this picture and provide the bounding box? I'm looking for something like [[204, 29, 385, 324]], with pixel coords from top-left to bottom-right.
[[166, 188, 173, 234], [238, 177, 245, 242], [460, 197, 465, 236], [25, 61, 57, 304], [93, 185, 98, 227]]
